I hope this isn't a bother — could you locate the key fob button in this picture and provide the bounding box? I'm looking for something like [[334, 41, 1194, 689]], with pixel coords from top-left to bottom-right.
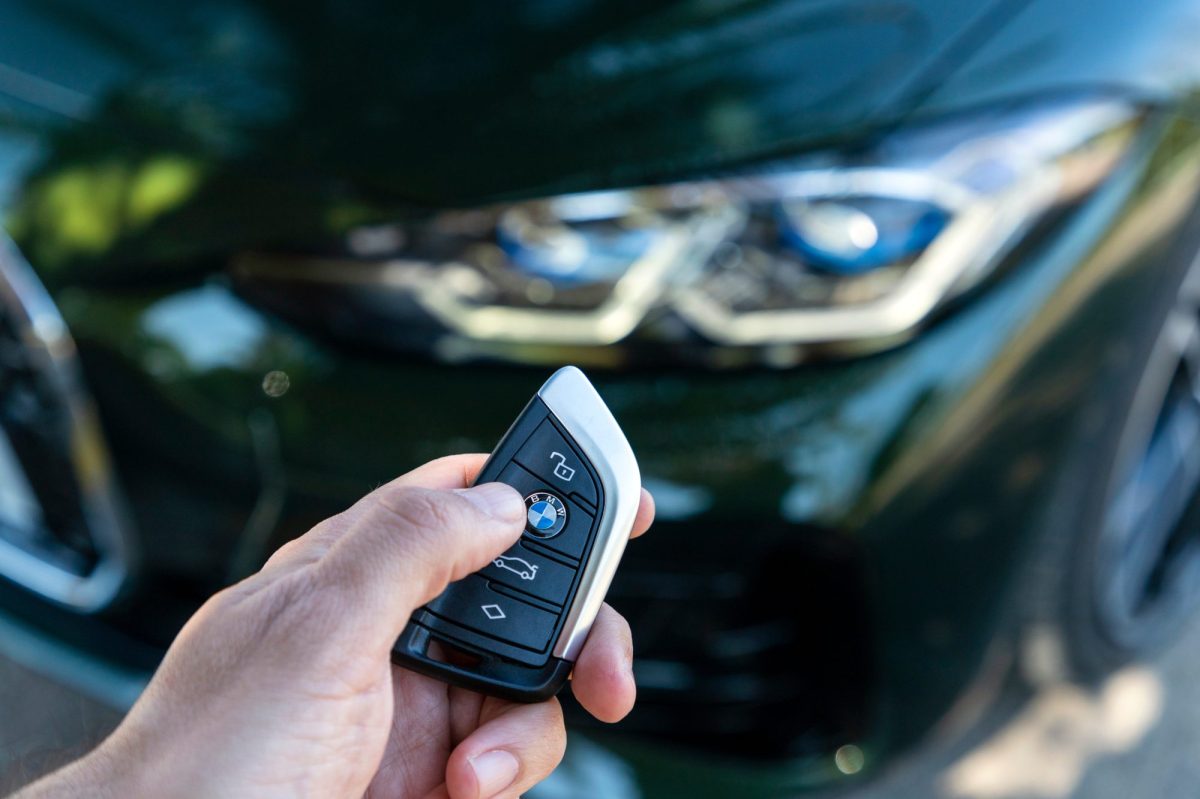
[[515, 420, 599, 507], [497, 465, 595, 560], [482, 543, 576, 606], [524, 492, 568, 539], [531, 499, 592, 560], [426, 576, 558, 651]]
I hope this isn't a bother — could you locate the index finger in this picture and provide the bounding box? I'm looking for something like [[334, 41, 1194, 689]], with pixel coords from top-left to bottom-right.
[[629, 487, 654, 539]]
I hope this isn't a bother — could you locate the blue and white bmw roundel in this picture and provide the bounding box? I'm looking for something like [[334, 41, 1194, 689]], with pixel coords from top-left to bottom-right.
[[527, 501, 557, 529], [524, 492, 567, 538]]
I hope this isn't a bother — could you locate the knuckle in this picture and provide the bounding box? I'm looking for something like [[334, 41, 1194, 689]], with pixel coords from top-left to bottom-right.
[[194, 585, 239, 621], [262, 514, 349, 571], [261, 537, 304, 569]]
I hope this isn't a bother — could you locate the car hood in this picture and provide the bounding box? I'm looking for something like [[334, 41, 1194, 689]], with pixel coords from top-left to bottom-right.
[[319, 0, 1023, 203], [8, 0, 1142, 281], [0, 0, 1021, 205]]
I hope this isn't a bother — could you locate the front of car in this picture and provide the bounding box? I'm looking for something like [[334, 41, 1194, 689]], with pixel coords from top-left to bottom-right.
[[4, 0, 1200, 795]]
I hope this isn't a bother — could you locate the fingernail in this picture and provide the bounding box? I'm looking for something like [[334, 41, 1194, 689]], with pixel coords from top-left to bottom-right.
[[459, 483, 523, 522], [470, 750, 519, 799]]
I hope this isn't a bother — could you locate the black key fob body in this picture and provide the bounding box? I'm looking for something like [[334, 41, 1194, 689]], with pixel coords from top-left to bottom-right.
[[392, 366, 641, 702]]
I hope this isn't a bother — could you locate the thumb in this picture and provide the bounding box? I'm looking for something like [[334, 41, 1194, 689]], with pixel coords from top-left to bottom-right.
[[313, 481, 525, 645]]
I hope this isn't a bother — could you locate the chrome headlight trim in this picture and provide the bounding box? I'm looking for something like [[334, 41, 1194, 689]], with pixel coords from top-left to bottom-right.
[[671, 166, 1060, 345], [415, 203, 740, 345], [233, 96, 1143, 363]]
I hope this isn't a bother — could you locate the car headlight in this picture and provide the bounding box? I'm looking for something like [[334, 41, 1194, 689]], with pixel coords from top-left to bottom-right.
[[232, 97, 1140, 368]]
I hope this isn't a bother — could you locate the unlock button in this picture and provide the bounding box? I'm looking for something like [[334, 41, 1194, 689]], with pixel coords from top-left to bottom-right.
[[549, 452, 575, 482], [515, 420, 598, 507]]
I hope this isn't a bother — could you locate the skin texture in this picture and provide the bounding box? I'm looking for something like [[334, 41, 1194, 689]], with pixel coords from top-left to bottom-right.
[[16, 454, 654, 799]]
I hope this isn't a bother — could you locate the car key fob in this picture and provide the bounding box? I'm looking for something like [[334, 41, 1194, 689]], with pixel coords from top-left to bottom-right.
[[392, 365, 640, 702]]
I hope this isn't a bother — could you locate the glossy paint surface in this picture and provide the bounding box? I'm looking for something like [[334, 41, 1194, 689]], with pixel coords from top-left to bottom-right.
[[2, 0, 1200, 795]]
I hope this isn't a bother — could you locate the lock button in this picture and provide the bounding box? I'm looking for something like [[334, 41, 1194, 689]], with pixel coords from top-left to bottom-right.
[[515, 419, 598, 508]]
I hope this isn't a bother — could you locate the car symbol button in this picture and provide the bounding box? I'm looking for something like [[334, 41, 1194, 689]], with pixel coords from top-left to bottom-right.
[[482, 542, 577, 606]]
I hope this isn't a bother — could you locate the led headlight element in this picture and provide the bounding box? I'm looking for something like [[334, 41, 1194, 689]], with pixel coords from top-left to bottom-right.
[[233, 98, 1141, 364], [673, 101, 1136, 346]]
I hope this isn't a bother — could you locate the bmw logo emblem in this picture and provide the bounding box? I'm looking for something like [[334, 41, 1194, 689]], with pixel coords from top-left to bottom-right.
[[524, 492, 567, 538]]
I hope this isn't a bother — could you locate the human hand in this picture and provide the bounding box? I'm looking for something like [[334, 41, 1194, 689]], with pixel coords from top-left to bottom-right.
[[21, 454, 653, 799]]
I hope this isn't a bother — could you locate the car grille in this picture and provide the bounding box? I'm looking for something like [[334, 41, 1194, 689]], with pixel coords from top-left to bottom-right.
[[0, 236, 131, 610]]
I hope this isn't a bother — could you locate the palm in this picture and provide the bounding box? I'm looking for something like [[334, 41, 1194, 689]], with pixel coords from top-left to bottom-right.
[[366, 665, 516, 798]]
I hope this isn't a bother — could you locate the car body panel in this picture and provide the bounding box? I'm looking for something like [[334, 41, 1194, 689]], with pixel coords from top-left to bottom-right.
[[918, 0, 1200, 115], [3, 0, 1200, 796], [0, 0, 1010, 205], [27, 110, 1200, 791]]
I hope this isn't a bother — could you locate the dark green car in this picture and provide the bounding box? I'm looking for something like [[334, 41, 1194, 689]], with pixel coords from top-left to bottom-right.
[[4, 0, 1200, 795]]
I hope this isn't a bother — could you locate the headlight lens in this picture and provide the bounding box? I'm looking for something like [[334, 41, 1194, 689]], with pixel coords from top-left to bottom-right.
[[233, 97, 1140, 367]]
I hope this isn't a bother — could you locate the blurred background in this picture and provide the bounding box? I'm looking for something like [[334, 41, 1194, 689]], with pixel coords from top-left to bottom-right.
[[4, 0, 1200, 796]]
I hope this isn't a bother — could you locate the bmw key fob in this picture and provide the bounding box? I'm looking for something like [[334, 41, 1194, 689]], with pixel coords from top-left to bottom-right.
[[392, 366, 641, 702]]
